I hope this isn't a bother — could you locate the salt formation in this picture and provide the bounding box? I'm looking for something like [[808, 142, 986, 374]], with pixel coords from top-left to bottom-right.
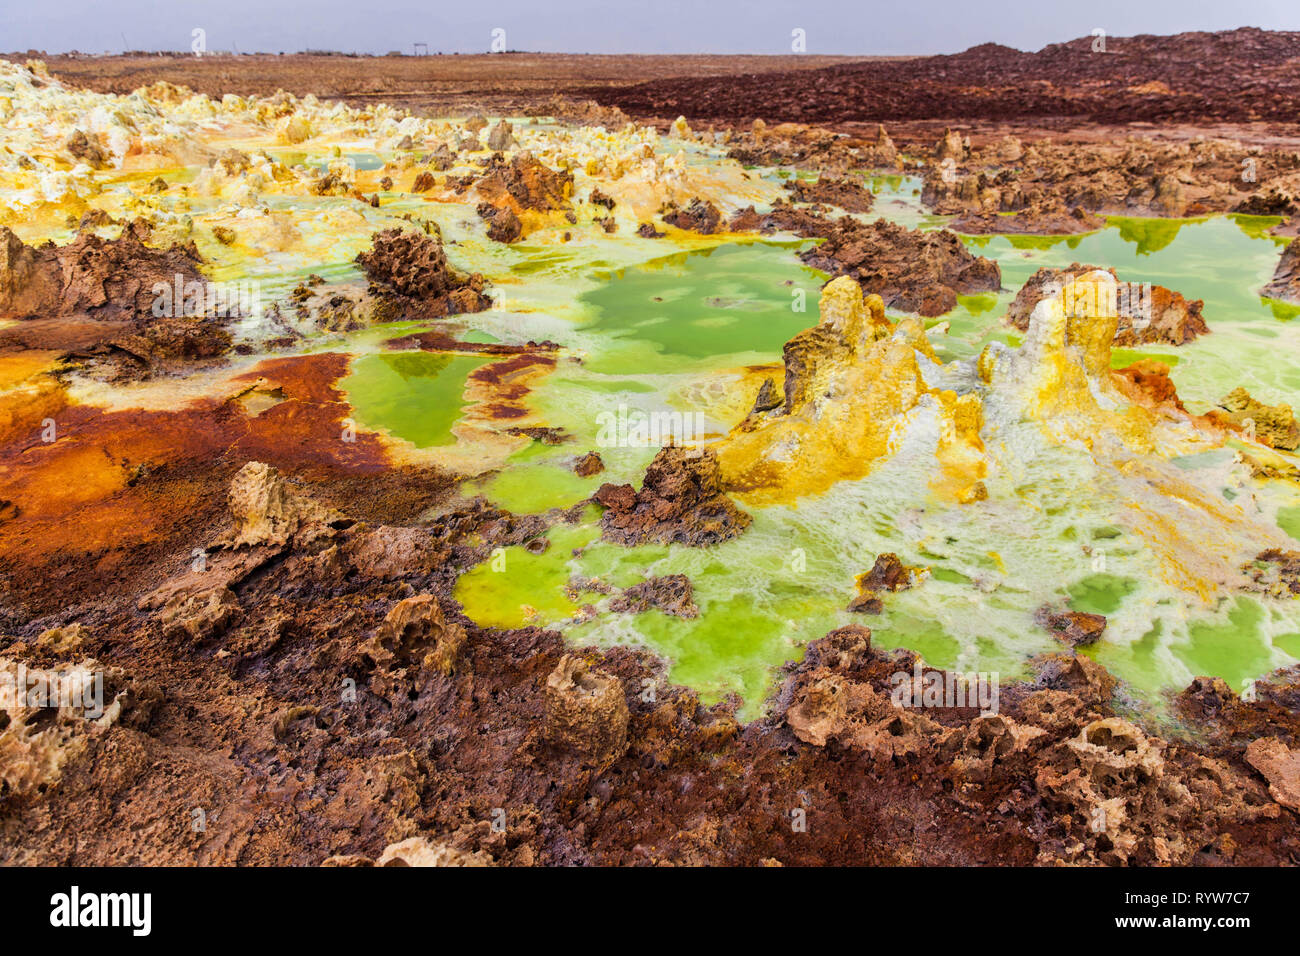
[[714, 270, 1293, 598]]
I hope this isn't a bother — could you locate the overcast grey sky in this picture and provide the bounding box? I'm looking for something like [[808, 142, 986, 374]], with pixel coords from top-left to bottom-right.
[[4, 0, 1299, 55]]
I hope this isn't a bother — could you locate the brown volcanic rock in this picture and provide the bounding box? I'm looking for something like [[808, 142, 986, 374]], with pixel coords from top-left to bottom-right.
[[544, 654, 630, 766], [1245, 738, 1300, 812], [950, 202, 1105, 236], [355, 228, 491, 316], [848, 553, 923, 614], [594, 447, 751, 547], [572, 451, 604, 477], [1038, 608, 1108, 647], [1112, 359, 1190, 417], [477, 203, 522, 243], [923, 136, 1300, 225], [1262, 237, 1300, 305], [784, 176, 874, 213], [1243, 549, 1300, 599], [363, 593, 467, 676], [799, 218, 1000, 316], [0, 221, 204, 323], [662, 198, 722, 234], [726, 121, 900, 173], [610, 574, 700, 619], [1006, 264, 1209, 346], [0, 221, 232, 378], [595, 28, 1300, 128], [65, 129, 108, 168], [473, 150, 573, 215], [467, 151, 574, 242]]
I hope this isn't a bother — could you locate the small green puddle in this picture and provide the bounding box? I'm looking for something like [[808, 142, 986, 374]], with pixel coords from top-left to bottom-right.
[[454, 523, 603, 630], [580, 242, 827, 373], [1179, 598, 1277, 694], [342, 351, 490, 448], [1067, 573, 1140, 615], [1279, 505, 1300, 543], [469, 460, 603, 515]]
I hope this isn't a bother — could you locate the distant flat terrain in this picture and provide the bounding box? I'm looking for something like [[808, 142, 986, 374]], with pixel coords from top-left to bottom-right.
[[27, 52, 895, 114]]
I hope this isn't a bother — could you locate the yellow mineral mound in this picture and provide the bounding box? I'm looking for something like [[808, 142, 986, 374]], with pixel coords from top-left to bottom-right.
[[714, 270, 1202, 506]]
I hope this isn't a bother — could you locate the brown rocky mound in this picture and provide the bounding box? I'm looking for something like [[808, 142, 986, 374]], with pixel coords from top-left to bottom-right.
[[467, 151, 574, 242], [1112, 359, 1190, 417], [609, 574, 700, 619], [1006, 264, 1209, 346], [354, 228, 492, 316], [949, 202, 1105, 236], [661, 198, 722, 235], [727, 121, 899, 173], [1262, 237, 1300, 304], [0, 220, 232, 379], [784, 175, 875, 213], [593, 446, 751, 547], [798, 218, 1001, 316], [1037, 608, 1108, 647], [923, 137, 1300, 224], [848, 553, 924, 613]]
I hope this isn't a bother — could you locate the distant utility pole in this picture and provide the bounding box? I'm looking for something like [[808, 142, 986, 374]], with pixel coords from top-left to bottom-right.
[[414, 42, 428, 55]]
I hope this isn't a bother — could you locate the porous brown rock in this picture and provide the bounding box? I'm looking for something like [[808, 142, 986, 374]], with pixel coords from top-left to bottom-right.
[[0, 221, 231, 377], [725, 122, 899, 172], [0, 657, 131, 801], [374, 837, 494, 867], [1245, 737, 1300, 812], [1261, 237, 1300, 304], [594, 447, 752, 547], [478, 203, 522, 243], [783, 176, 874, 213], [355, 228, 492, 316], [572, 451, 604, 477], [1243, 549, 1300, 598], [786, 675, 849, 746], [223, 461, 337, 549], [609, 574, 699, 619], [486, 120, 516, 152], [950, 201, 1105, 235], [543, 655, 629, 766], [662, 198, 722, 234], [919, 134, 1300, 225], [1037, 608, 1108, 647], [473, 151, 573, 215], [1112, 359, 1189, 416], [363, 594, 466, 675], [65, 129, 108, 168], [933, 127, 967, 163], [799, 218, 1001, 316], [848, 553, 923, 614], [1033, 716, 1266, 865]]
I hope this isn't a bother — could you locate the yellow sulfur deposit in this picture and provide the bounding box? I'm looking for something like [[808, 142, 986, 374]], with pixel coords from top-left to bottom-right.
[[719, 270, 1232, 516]]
